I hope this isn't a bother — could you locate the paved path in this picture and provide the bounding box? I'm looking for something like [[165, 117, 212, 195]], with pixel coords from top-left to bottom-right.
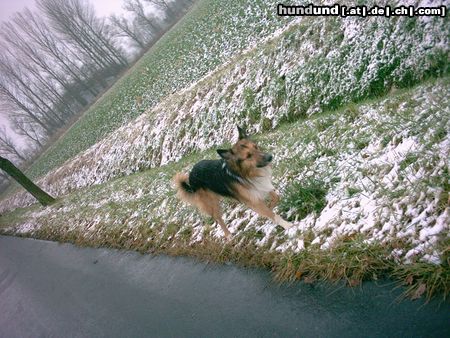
[[0, 236, 448, 337]]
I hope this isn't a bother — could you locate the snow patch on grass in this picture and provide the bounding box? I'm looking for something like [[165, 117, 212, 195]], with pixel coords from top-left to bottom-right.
[[2, 79, 448, 267]]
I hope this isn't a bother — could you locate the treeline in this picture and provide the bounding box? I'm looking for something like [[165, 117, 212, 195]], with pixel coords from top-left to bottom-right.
[[0, 0, 193, 192]]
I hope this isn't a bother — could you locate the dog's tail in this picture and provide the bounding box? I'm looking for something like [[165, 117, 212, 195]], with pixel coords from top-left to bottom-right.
[[173, 173, 196, 204]]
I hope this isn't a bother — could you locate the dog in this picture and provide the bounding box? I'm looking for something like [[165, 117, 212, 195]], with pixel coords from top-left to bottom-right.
[[173, 126, 293, 239]]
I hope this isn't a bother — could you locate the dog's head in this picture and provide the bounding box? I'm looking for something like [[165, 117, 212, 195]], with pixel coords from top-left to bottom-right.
[[217, 126, 273, 177]]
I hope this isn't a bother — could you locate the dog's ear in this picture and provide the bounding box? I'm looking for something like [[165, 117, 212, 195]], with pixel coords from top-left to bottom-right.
[[217, 149, 233, 160], [237, 125, 248, 140]]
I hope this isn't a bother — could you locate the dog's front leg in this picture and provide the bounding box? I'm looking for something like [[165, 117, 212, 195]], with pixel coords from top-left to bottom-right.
[[242, 197, 293, 230], [268, 190, 280, 209]]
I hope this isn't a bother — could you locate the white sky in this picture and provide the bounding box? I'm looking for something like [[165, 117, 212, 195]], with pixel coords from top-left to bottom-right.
[[0, 0, 125, 22], [0, 0, 125, 147]]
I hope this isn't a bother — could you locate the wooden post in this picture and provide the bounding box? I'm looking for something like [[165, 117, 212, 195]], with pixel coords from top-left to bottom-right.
[[0, 156, 55, 206]]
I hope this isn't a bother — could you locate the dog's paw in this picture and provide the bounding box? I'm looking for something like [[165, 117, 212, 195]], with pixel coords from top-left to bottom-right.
[[275, 215, 293, 230], [280, 220, 293, 230]]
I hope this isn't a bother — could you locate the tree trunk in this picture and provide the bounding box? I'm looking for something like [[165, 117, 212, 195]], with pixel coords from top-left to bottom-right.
[[0, 156, 55, 206]]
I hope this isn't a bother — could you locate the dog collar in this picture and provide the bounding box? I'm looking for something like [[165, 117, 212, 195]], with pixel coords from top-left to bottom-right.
[[222, 161, 245, 184]]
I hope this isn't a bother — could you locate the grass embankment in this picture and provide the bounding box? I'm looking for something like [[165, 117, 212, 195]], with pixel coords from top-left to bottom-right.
[[5, 1, 448, 200], [2, 3, 447, 213], [1, 77, 448, 301], [19, 0, 292, 182]]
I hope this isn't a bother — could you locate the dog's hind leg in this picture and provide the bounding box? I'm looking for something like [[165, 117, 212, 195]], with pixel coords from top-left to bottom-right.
[[213, 213, 232, 240], [196, 190, 232, 239]]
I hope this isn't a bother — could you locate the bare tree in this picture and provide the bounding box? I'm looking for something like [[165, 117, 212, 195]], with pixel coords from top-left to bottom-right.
[[144, 0, 177, 19], [12, 9, 100, 98], [11, 116, 45, 149], [0, 0, 140, 173], [0, 72, 54, 136], [124, 0, 162, 34], [0, 52, 64, 131], [109, 0, 194, 56], [0, 170, 11, 193], [38, 0, 128, 70], [110, 14, 149, 49], [0, 22, 73, 115], [0, 127, 27, 163]]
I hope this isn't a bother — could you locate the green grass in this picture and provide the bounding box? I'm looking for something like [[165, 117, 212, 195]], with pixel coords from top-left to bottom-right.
[[347, 187, 362, 197], [274, 236, 393, 285], [243, 87, 261, 123], [400, 153, 418, 171], [278, 179, 328, 221]]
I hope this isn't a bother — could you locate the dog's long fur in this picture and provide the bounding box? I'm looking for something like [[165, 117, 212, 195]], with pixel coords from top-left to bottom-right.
[[173, 126, 292, 239]]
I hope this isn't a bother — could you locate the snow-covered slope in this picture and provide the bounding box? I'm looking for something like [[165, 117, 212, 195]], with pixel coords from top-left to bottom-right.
[[2, 78, 449, 267], [1, 7, 447, 212]]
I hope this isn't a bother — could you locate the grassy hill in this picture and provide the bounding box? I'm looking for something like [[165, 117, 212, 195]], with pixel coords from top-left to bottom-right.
[[22, 0, 294, 181], [0, 0, 449, 299], [1, 77, 448, 299], [1, 2, 447, 211]]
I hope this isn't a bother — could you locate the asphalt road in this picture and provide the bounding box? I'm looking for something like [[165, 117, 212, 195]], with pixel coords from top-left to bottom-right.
[[0, 235, 448, 337]]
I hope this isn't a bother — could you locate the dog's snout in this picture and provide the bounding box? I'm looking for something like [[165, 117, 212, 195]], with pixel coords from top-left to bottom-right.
[[265, 154, 273, 162]]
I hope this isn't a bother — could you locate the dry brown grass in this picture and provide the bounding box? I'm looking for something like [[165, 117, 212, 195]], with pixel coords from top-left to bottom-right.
[[13, 223, 446, 302]]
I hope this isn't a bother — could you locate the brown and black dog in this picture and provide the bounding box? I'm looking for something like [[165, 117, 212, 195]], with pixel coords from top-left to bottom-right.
[[173, 126, 293, 239]]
